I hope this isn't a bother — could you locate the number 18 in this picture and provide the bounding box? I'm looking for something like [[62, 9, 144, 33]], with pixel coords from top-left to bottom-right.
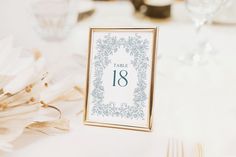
[[112, 70, 128, 87]]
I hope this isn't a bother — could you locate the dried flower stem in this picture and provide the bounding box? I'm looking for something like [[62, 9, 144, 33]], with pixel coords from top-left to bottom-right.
[[0, 84, 33, 102], [74, 85, 84, 95], [40, 101, 62, 119], [2, 101, 39, 111], [0, 107, 39, 119], [0, 71, 48, 99]]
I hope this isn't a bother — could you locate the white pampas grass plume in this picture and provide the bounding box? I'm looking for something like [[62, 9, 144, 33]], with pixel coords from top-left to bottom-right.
[[0, 37, 82, 152], [40, 74, 77, 104], [3, 58, 45, 94]]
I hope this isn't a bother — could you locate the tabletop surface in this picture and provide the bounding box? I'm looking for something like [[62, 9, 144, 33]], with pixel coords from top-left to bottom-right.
[[0, 0, 236, 157]]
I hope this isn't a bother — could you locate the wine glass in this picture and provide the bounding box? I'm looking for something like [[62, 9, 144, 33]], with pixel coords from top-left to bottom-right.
[[30, 0, 78, 41], [179, 0, 226, 65]]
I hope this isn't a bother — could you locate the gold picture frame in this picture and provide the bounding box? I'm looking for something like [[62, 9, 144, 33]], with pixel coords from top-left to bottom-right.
[[84, 27, 159, 132]]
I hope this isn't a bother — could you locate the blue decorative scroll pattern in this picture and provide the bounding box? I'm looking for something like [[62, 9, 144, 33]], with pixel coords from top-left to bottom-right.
[[91, 34, 149, 120]]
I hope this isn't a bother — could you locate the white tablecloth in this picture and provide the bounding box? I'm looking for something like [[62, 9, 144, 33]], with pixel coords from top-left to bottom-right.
[[0, 1, 236, 157]]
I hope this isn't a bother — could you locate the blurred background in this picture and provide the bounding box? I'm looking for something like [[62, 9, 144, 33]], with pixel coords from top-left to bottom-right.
[[0, 0, 235, 63]]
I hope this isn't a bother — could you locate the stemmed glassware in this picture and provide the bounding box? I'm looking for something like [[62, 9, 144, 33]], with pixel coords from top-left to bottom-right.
[[30, 0, 78, 41], [179, 0, 227, 65]]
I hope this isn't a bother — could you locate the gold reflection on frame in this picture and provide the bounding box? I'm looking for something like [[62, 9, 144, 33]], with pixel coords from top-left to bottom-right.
[[84, 27, 159, 132]]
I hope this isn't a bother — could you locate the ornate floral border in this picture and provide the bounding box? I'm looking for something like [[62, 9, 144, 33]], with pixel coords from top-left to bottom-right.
[[91, 33, 149, 120]]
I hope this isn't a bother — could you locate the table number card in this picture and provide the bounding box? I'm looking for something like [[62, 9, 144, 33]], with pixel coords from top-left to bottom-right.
[[84, 28, 158, 131]]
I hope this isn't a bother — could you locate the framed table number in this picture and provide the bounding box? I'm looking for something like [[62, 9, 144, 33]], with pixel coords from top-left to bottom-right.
[[84, 27, 158, 131]]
